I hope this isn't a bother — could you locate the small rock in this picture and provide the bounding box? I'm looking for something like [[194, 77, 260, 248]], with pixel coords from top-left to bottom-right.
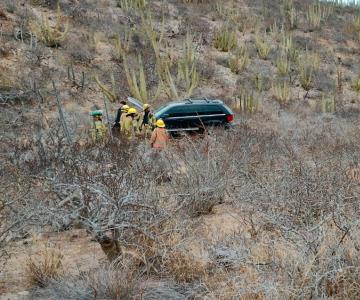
[[19, 151, 35, 164], [167, 20, 180, 37], [18, 291, 30, 296]]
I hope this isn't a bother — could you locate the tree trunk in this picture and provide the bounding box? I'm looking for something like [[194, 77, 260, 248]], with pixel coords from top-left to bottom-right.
[[97, 235, 122, 262]]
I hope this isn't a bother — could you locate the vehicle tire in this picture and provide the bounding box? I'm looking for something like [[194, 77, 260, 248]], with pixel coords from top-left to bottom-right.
[[198, 125, 205, 135]]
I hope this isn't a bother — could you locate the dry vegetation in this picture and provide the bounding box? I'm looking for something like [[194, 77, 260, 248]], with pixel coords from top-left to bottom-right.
[[1, 0, 360, 299], [26, 247, 64, 288]]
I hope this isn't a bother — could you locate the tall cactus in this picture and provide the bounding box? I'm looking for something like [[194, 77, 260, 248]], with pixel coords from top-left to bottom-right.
[[29, 5, 69, 47], [94, 74, 117, 102], [177, 33, 199, 98], [255, 31, 271, 60], [115, 30, 132, 61], [117, 15, 201, 101], [118, 0, 147, 11], [121, 54, 151, 103]]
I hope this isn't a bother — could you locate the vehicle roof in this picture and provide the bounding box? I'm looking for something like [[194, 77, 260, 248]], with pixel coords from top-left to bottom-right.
[[154, 98, 233, 117], [163, 99, 225, 107]]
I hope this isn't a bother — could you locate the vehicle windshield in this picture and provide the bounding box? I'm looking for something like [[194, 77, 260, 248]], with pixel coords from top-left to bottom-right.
[[154, 104, 170, 118]]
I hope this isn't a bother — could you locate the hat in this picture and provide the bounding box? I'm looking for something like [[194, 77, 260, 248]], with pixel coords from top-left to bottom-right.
[[156, 119, 165, 128]]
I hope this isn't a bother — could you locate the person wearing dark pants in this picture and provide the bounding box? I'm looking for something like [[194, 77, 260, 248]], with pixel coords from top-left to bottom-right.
[[112, 101, 127, 136]]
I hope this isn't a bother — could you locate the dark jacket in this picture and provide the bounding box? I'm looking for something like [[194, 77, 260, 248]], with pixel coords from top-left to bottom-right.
[[113, 108, 122, 128]]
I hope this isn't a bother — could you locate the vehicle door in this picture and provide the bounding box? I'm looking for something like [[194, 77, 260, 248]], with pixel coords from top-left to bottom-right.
[[192, 104, 227, 127], [161, 106, 191, 129], [166, 104, 226, 129]]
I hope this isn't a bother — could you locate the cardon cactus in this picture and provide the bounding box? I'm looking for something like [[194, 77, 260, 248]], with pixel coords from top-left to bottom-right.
[[29, 5, 69, 47]]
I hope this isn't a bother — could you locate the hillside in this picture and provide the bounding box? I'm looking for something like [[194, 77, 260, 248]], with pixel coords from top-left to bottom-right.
[[1, 0, 360, 299]]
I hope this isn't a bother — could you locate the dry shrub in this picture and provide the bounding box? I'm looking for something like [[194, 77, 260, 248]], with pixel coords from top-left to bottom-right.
[[31, 261, 140, 299], [0, 8, 7, 19], [32, 265, 201, 299], [67, 39, 95, 64], [26, 247, 64, 288], [346, 166, 360, 183], [325, 268, 360, 299], [0, 73, 14, 91], [4, 113, 360, 299], [183, 0, 210, 3], [197, 59, 215, 81], [86, 260, 140, 299], [139, 281, 202, 299], [29, 0, 58, 9], [168, 135, 235, 217], [164, 249, 208, 282]]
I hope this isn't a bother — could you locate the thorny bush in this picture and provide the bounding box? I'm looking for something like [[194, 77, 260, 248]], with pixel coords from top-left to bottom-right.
[[1, 122, 236, 267], [2, 118, 360, 298]]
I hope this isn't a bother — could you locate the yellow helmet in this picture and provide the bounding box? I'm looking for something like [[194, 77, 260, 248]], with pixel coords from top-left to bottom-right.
[[127, 108, 137, 115], [156, 119, 165, 128], [143, 103, 150, 110], [121, 105, 130, 112]]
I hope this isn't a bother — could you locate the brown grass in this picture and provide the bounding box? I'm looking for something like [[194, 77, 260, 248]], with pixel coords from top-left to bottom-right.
[[26, 247, 64, 288], [164, 249, 208, 282]]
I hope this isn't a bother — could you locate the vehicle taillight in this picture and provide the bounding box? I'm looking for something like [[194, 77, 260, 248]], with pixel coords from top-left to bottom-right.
[[226, 114, 234, 122]]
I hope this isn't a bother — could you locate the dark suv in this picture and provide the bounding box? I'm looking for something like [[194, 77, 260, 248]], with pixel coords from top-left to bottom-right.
[[154, 98, 234, 133]]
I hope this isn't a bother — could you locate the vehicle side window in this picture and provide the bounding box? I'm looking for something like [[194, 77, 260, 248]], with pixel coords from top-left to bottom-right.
[[191, 105, 224, 115], [178, 105, 212, 116], [166, 106, 190, 117], [166, 104, 225, 117]]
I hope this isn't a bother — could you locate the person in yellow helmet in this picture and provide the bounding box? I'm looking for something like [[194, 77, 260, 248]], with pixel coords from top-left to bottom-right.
[[149, 119, 169, 150], [112, 101, 128, 137], [113, 101, 127, 129], [119, 105, 130, 132], [122, 107, 140, 138], [140, 103, 155, 137]]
